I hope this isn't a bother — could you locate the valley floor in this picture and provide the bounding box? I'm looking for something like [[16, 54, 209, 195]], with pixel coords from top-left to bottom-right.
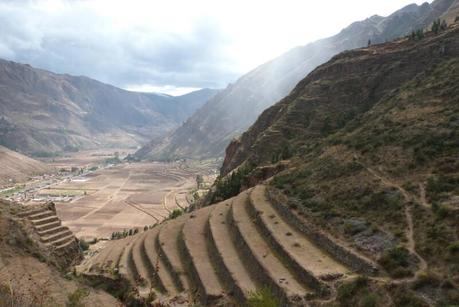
[[53, 161, 212, 240]]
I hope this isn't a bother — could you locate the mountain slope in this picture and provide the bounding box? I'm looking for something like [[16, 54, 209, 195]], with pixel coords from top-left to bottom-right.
[[0, 59, 217, 155], [0, 145, 54, 186], [212, 25, 459, 303], [137, 0, 458, 161]]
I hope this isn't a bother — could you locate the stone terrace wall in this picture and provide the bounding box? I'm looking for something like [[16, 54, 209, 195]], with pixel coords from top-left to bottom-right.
[[266, 187, 378, 275]]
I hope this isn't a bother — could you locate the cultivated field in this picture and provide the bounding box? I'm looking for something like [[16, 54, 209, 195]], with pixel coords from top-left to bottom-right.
[[38, 148, 133, 170], [53, 161, 210, 240]]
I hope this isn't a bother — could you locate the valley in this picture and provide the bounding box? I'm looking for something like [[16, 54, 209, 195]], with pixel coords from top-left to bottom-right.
[[53, 161, 210, 240], [0, 1, 458, 306], [1, 149, 217, 240]]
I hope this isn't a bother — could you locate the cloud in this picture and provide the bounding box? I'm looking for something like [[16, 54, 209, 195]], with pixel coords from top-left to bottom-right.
[[0, 0, 428, 92], [0, 0, 239, 90]]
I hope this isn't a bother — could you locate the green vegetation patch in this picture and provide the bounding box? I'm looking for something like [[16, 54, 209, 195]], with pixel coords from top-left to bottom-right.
[[377, 246, 414, 278], [247, 287, 280, 307], [336, 276, 384, 307]]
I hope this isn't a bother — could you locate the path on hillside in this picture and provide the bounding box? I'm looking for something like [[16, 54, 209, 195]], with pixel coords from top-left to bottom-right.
[[354, 157, 428, 277], [418, 183, 431, 208]]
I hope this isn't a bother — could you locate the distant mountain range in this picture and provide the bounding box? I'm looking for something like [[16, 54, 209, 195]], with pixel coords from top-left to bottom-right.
[[136, 0, 459, 160], [0, 58, 218, 156]]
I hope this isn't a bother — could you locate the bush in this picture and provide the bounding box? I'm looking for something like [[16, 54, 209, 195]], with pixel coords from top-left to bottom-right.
[[378, 246, 414, 278], [168, 209, 183, 220], [211, 164, 253, 202], [391, 285, 429, 307], [361, 293, 378, 307], [67, 287, 90, 307], [79, 239, 89, 251], [431, 19, 447, 34], [411, 272, 440, 290], [447, 241, 459, 254], [337, 276, 368, 302], [247, 287, 279, 307]]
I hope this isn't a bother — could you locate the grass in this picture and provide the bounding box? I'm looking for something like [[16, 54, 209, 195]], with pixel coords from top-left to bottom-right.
[[67, 287, 90, 307], [247, 287, 280, 307], [38, 189, 86, 197], [336, 276, 385, 307], [378, 246, 414, 278], [0, 185, 24, 197]]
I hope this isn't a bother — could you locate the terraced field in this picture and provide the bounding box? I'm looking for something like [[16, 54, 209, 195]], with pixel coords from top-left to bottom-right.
[[78, 185, 378, 305], [53, 162, 200, 239], [18, 205, 79, 252]]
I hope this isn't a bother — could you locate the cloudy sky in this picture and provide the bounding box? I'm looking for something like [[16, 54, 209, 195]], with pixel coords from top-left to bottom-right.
[[0, 0, 427, 95]]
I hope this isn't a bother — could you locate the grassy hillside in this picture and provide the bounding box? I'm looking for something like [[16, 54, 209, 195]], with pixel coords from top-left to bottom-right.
[[213, 25, 459, 305]]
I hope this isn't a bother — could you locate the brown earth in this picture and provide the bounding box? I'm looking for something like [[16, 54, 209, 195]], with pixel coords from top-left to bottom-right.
[[0, 200, 121, 307], [0, 145, 54, 187], [54, 162, 202, 240]]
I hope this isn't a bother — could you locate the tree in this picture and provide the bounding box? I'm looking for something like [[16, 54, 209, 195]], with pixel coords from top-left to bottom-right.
[[196, 174, 204, 189], [431, 19, 440, 34], [416, 29, 424, 40], [440, 20, 448, 31]]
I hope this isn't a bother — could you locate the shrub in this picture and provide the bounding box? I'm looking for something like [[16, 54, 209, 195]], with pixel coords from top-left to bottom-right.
[[337, 276, 369, 302], [378, 246, 414, 278], [79, 239, 89, 251], [411, 272, 440, 290], [247, 287, 280, 307], [211, 164, 254, 202], [440, 20, 448, 31], [67, 287, 90, 307], [391, 285, 429, 307], [431, 19, 441, 34], [168, 209, 183, 220], [362, 293, 378, 307], [447, 241, 459, 254]]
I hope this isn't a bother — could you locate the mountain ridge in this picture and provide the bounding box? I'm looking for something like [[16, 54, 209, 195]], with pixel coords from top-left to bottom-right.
[[137, 0, 459, 161], [207, 25, 459, 305], [0, 58, 218, 155]]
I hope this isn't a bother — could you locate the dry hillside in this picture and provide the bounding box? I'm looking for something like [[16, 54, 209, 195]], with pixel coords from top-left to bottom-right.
[[0, 145, 54, 187], [210, 23, 459, 305], [0, 59, 217, 156], [0, 200, 120, 306]]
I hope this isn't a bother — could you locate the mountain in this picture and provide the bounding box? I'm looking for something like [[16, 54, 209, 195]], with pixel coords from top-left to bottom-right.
[[210, 24, 459, 300], [137, 0, 459, 161], [0, 59, 218, 156], [77, 27, 459, 306], [0, 145, 54, 186], [440, 0, 459, 21]]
